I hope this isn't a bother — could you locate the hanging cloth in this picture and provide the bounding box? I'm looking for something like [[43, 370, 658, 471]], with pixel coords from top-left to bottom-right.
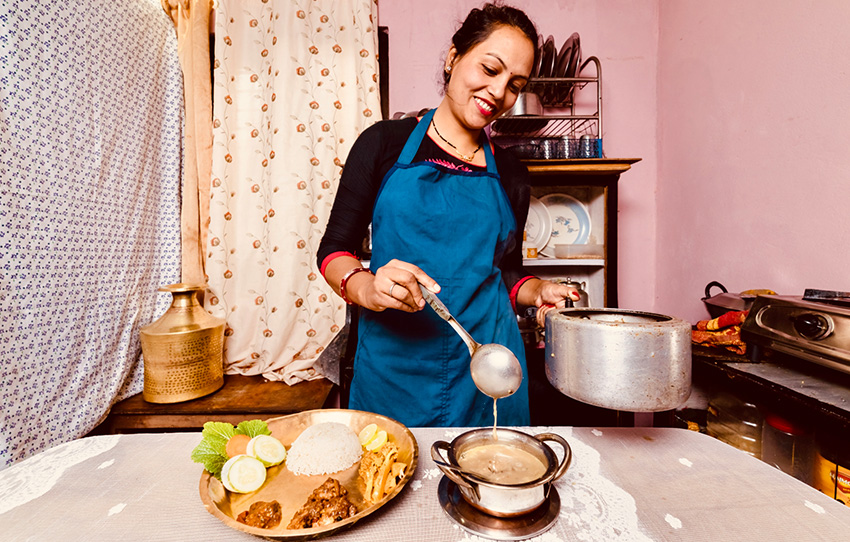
[[161, 0, 212, 286], [207, 0, 380, 383], [350, 109, 529, 427]]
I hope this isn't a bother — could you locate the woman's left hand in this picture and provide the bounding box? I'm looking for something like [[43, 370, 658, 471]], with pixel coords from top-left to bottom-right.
[[531, 280, 580, 328]]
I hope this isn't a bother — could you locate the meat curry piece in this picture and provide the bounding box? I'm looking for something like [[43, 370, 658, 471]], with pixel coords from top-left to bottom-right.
[[287, 477, 357, 529], [236, 500, 282, 529]]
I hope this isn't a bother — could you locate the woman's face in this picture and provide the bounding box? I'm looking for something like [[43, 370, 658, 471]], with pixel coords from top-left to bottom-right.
[[445, 25, 535, 131]]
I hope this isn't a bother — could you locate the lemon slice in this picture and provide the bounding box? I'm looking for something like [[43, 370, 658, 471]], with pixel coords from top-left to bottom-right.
[[246, 435, 286, 467], [221, 455, 267, 493], [358, 423, 378, 446], [365, 429, 387, 451]]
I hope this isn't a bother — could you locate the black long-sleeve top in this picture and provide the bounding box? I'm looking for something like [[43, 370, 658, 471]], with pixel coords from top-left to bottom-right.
[[317, 117, 534, 309]]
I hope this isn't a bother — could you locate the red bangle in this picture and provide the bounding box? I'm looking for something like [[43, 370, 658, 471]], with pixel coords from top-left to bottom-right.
[[339, 267, 372, 305]]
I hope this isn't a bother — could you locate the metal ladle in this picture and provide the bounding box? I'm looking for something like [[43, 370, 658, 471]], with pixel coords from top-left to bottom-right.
[[430, 457, 490, 482], [419, 284, 522, 399]]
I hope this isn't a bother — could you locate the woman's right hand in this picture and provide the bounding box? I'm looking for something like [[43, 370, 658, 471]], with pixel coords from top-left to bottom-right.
[[359, 259, 441, 313]]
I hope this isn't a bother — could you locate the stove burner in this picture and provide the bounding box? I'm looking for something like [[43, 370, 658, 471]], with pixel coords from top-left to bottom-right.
[[437, 476, 560, 541], [741, 295, 850, 375]]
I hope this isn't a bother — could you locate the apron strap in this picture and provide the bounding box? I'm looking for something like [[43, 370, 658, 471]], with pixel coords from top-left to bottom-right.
[[398, 108, 498, 175], [481, 132, 498, 176], [397, 109, 434, 165]]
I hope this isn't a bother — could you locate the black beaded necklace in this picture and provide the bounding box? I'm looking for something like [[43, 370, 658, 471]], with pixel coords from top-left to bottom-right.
[[431, 118, 481, 162]]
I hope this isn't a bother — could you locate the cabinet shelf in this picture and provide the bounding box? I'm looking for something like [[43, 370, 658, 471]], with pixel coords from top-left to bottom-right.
[[524, 258, 604, 267], [523, 158, 641, 176]]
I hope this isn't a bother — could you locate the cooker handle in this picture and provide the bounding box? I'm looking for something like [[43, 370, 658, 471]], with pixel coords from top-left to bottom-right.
[[430, 440, 480, 498], [534, 432, 572, 482], [532, 296, 574, 323]]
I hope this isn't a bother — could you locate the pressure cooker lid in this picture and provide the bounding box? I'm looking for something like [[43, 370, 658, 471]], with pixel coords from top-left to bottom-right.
[[554, 308, 675, 325]]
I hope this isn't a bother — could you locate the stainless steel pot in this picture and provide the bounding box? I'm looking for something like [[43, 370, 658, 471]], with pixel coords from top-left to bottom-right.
[[544, 308, 692, 412], [431, 428, 571, 517], [503, 91, 542, 117]]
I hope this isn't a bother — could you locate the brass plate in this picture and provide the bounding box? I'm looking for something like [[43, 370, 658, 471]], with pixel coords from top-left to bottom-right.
[[199, 409, 419, 540]]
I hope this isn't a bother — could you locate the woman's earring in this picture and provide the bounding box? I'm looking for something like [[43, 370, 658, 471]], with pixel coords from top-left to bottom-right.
[[445, 65, 452, 73]]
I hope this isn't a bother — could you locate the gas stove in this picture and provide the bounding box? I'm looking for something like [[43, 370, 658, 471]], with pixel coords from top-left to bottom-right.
[[741, 292, 850, 375]]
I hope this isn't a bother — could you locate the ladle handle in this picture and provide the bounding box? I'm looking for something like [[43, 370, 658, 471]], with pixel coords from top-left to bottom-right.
[[419, 283, 478, 357]]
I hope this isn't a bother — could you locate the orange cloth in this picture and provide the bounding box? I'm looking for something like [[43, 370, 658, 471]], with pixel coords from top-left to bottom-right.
[[692, 310, 749, 355], [695, 310, 749, 331], [162, 0, 213, 287]]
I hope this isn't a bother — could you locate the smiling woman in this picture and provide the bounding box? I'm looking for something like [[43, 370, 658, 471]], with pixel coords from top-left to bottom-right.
[[317, 3, 581, 428], [436, 24, 535, 159], [438, 4, 539, 147]]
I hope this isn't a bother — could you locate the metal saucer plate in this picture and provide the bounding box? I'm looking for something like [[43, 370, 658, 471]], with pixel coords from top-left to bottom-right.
[[437, 477, 560, 541]]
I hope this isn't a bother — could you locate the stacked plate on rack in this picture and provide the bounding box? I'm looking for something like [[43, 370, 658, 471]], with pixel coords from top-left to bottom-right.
[[531, 32, 582, 105], [525, 194, 591, 258]]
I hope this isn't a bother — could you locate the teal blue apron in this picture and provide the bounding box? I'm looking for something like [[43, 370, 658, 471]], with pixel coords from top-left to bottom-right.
[[349, 109, 529, 427]]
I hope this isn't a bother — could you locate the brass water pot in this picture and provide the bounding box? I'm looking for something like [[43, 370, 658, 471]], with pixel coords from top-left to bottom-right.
[[140, 283, 225, 403]]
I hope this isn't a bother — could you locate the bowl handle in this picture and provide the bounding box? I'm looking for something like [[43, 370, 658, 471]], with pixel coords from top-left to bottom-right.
[[534, 432, 572, 482], [430, 440, 479, 498]]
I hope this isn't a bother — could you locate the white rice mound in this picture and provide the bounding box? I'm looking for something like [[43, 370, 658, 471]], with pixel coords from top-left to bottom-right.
[[285, 421, 363, 476]]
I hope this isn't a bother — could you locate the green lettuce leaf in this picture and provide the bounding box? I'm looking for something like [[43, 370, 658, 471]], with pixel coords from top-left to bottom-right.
[[190, 421, 236, 479], [190, 438, 229, 479], [235, 419, 271, 438], [189, 420, 272, 479], [201, 421, 236, 448]]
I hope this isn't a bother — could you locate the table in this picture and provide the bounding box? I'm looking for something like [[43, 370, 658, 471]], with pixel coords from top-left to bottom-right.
[[2, 426, 849, 541]]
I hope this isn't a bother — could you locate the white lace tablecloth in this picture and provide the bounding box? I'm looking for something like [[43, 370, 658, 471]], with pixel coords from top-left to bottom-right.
[[1, 427, 848, 541]]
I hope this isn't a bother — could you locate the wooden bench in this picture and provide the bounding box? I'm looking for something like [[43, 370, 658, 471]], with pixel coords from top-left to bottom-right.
[[98, 374, 335, 433]]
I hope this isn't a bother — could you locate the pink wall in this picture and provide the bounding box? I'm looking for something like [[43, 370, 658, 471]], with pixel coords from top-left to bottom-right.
[[379, 1, 850, 323], [656, 1, 850, 322]]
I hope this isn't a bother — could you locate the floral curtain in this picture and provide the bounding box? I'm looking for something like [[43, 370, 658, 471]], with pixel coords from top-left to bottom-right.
[[208, 0, 380, 384]]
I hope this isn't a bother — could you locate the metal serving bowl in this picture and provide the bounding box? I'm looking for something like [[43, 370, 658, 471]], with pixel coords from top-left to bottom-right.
[[431, 428, 571, 517]]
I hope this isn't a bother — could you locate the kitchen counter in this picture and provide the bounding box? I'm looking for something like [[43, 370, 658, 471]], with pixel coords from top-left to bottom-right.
[[692, 346, 850, 434], [3, 424, 849, 540]]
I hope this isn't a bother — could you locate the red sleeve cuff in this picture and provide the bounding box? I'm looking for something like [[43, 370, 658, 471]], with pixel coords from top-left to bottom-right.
[[510, 275, 536, 312], [320, 251, 359, 277]]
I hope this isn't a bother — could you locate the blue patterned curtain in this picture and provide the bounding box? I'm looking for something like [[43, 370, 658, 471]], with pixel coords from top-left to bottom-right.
[[0, 1, 183, 469]]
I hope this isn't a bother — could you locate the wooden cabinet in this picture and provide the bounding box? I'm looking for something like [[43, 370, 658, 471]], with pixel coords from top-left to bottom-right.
[[521, 158, 640, 308], [522, 158, 641, 427]]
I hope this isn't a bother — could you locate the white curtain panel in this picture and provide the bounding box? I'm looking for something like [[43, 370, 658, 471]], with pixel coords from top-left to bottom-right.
[[208, 0, 380, 383]]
